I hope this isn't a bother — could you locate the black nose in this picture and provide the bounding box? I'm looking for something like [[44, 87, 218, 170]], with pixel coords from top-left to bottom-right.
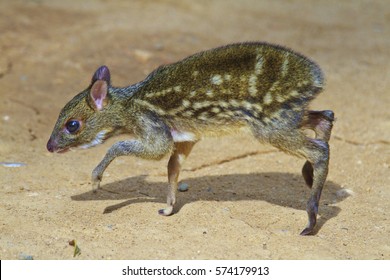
[[47, 139, 55, 153]]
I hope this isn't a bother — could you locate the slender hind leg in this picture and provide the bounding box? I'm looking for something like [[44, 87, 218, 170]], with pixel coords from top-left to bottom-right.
[[159, 141, 196, 216], [279, 136, 330, 236], [301, 110, 334, 189], [252, 124, 331, 235], [299, 138, 330, 235]]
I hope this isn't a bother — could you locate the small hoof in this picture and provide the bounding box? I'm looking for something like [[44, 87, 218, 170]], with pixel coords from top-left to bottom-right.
[[91, 177, 101, 193], [92, 182, 100, 193], [158, 206, 173, 216], [300, 227, 314, 236]]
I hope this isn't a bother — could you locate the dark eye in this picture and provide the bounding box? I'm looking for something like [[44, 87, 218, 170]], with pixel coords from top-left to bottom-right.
[[65, 120, 80, 134]]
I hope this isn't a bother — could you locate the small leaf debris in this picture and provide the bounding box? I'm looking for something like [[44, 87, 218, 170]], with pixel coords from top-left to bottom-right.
[[68, 239, 81, 257]]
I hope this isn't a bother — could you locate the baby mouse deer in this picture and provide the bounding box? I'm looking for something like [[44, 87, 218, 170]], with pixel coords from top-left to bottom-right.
[[47, 42, 334, 235]]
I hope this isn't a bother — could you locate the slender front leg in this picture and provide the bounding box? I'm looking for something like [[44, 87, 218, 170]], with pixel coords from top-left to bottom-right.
[[92, 138, 173, 191], [92, 114, 174, 192], [159, 141, 197, 216], [91, 140, 140, 192]]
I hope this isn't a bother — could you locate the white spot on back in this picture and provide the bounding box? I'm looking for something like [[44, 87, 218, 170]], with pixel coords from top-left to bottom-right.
[[281, 56, 289, 77], [248, 74, 258, 96], [193, 101, 212, 110], [254, 55, 264, 75], [145, 87, 172, 99], [243, 101, 253, 110], [230, 99, 240, 107], [269, 80, 280, 92], [276, 94, 286, 103], [198, 112, 209, 121], [211, 74, 223, 85], [135, 100, 167, 115], [263, 117, 271, 123], [182, 110, 194, 117], [182, 99, 191, 108], [219, 101, 229, 108], [211, 107, 221, 114], [253, 104, 263, 112], [206, 90, 214, 97], [263, 92, 273, 105], [224, 74, 232, 81]]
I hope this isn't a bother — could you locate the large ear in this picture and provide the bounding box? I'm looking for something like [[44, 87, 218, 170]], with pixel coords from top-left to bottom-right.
[[89, 66, 110, 111], [91, 65, 111, 85]]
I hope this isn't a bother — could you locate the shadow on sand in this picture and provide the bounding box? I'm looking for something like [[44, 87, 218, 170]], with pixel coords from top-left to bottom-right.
[[72, 172, 345, 234]]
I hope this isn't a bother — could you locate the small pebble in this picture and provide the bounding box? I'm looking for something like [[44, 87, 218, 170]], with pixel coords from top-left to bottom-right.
[[27, 192, 39, 197], [19, 253, 33, 260], [178, 182, 189, 192], [0, 162, 27, 168], [106, 224, 115, 230]]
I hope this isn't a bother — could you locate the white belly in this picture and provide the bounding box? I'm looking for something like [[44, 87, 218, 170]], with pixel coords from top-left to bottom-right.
[[170, 129, 197, 142]]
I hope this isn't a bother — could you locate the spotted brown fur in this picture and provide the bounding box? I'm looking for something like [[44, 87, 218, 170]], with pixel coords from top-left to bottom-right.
[[47, 42, 334, 235]]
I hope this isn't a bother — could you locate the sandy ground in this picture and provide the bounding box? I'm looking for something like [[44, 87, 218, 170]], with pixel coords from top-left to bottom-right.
[[0, 0, 389, 260]]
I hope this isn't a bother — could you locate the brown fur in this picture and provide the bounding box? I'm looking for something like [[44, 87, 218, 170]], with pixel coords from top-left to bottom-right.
[[47, 42, 334, 235]]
